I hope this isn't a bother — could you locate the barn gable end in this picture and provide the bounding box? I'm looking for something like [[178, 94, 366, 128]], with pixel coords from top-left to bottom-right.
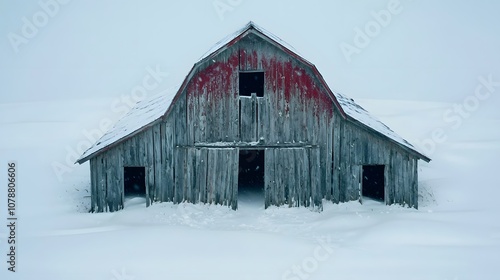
[[78, 22, 430, 213]]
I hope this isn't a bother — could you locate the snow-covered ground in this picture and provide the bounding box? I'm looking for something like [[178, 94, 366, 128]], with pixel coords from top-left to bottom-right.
[[1, 97, 499, 280]]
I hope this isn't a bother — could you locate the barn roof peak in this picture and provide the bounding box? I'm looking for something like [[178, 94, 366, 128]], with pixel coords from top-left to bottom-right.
[[196, 21, 300, 64]]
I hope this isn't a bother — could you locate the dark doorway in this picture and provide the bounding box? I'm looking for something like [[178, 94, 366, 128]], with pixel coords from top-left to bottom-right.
[[239, 71, 264, 97], [124, 167, 146, 197], [362, 165, 385, 201], [238, 149, 265, 206]]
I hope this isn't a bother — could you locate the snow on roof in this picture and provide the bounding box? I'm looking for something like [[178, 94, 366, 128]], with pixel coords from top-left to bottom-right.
[[77, 22, 429, 163], [333, 91, 429, 159], [77, 87, 178, 163]]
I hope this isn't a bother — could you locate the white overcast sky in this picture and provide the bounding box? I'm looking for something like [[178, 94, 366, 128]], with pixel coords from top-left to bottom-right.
[[1, 0, 500, 104]]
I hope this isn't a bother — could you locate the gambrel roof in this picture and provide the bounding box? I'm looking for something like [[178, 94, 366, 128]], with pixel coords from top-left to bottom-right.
[[77, 22, 430, 164]]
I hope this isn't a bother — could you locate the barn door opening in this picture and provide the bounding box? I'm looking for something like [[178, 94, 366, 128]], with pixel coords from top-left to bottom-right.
[[123, 167, 146, 207], [362, 165, 385, 202], [238, 149, 265, 207]]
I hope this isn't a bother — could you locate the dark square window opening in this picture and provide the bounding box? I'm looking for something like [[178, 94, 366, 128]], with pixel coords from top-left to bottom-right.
[[362, 165, 385, 202], [239, 71, 264, 97], [124, 167, 146, 198]]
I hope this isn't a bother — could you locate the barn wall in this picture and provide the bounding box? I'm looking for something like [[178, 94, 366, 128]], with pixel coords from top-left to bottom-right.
[[174, 147, 239, 208], [89, 91, 191, 212], [333, 117, 419, 208], [89, 31, 421, 212], [184, 33, 334, 208], [264, 147, 322, 210]]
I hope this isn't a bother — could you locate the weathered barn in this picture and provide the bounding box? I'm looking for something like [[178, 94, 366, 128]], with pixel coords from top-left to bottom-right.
[[77, 22, 430, 213]]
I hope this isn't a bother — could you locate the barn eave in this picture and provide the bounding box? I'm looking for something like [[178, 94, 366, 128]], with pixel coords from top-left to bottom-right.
[[75, 117, 163, 164], [345, 116, 431, 162]]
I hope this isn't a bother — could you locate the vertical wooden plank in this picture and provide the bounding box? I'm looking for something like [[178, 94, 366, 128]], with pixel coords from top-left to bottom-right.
[[90, 158, 97, 212], [97, 155, 107, 212], [219, 149, 228, 205], [275, 148, 284, 206], [184, 148, 194, 203], [228, 75, 237, 142], [113, 148, 121, 211], [299, 149, 307, 207], [153, 123, 162, 202], [408, 157, 413, 207], [332, 113, 341, 204], [224, 148, 237, 208], [393, 152, 399, 205], [206, 87, 214, 142], [105, 150, 115, 211], [251, 93, 257, 141], [198, 88, 207, 143], [402, 155, 409, 207], [214, 149, 221, 204], [174, 147, 185, 203], [286, 148, 294, 207], [318, 112, 327, 199], [230, 148, 238, 210], [398, 153, 404, 205], [293, 148, 302, 207], [224, 148, 232, 207], [352, 165, 361, 203], [192, 148, 201, 203], [215, 89, 221, 142], [387, 149, 395, 205], [206, 148, 216, 204], [384, 148, 390, 204], [198, 148, 208, 203], [145, 130, 154, 207], [264, 148, 274, 208], [347, 126, 357, 201], [116, 146, 124, 211], [175, 94, 187, 146], [302, 147, 310, 207], [240, 96, 256, 142], [325, 114, 333, 201], [310, 147, 322, 210], [338, 122, 347, 202], [281, 149, 288, 206], [413, 157, 419, 209], [257, 96, 265, 141], [164, 121, 174, 202], [187, 91, 195, 145], [267, 85, 276, 144], [212, 88, 220, 142]]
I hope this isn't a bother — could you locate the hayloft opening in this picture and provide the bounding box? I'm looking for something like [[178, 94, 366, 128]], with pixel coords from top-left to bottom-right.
[[239, 71, 264, 97], [362, 165, 385, 202], [238, 149, 265, 206], [124, 167, 146, 198]]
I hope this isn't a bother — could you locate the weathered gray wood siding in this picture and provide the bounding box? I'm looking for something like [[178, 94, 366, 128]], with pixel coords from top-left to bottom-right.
[[333, 117, 420, 208], [174, 147, 239, 208], [89, 30, 420, 212], [264, 147, 322, 210], [184, 33, 334, 209], [89, 94, 187, 212]]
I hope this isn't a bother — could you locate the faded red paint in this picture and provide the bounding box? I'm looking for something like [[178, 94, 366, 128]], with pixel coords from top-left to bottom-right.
[[239, 49, 246, 70], [261, 54, 333, 117], [250, 50, 258, 69], [187, 47, 333, 118], [187, 51, 239, 99]]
